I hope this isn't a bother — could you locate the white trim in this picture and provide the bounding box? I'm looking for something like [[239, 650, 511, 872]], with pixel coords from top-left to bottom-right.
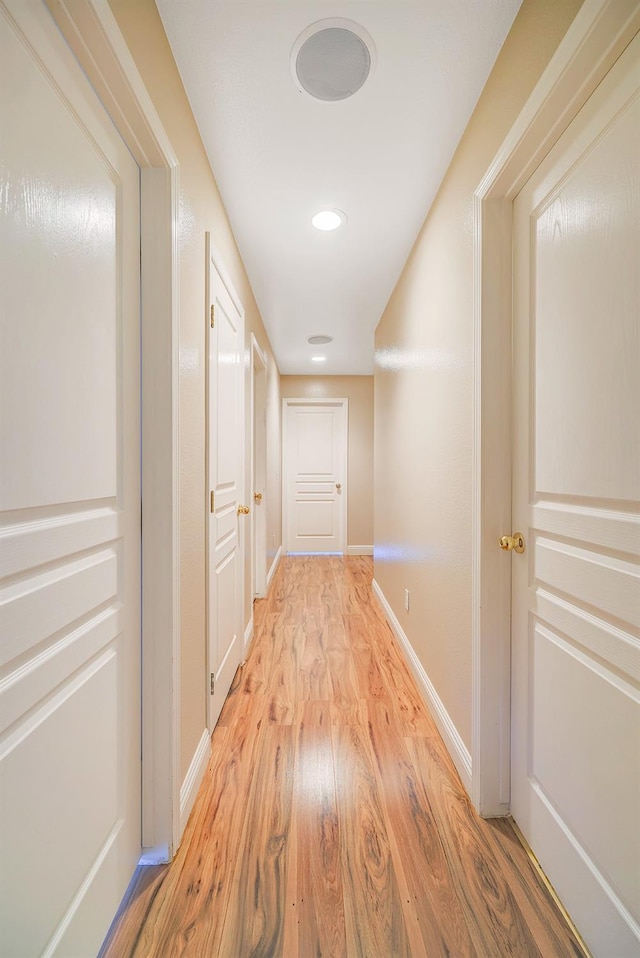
[[252, 335, 267, 368], [243, 616, 254, 656], [137, 846, 168, 866], [372, 579, 472, 792], [179, 729, 211, 835], [282, 398, 348, 555], [44, 0, 182, 856], [471, 0, 640, 817], [266, 545, 283, 589], [346, 545, 373, 556]]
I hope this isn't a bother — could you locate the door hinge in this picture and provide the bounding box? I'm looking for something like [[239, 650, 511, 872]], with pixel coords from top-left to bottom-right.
[[210, 672, 215, 695], [210, 490, 215, 512], [210, 304, 215, 328]]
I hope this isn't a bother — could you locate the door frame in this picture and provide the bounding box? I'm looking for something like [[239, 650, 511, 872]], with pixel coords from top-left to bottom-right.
[[282, 397, 348, 555], [471, 0, 640, 817], [44, 0, 181, 857], [205, 233, 246, 730], [251, 334, 268, 602]]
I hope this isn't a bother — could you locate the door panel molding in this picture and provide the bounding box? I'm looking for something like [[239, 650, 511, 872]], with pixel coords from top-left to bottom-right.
[[472, 0, 640, 818], [43, 0, 182, 857]]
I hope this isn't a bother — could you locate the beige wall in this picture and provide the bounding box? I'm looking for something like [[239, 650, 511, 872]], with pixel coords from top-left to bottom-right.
[[108, 0, 282, 780], [374, 0, 583, 750], [281, 377, 374, 548]]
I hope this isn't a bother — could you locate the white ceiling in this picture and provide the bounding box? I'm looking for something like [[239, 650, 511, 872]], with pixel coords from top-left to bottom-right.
[[156, 1, 523, 375]]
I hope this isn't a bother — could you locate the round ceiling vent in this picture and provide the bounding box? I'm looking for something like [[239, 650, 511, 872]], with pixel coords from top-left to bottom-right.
[[291, 19, 376, 101]]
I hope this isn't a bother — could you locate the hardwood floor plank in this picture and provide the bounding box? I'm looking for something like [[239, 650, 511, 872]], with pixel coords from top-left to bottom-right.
[[324, 615, 350, 653], [405, 735, 588, 957], [355, 614, 439, 738], [405, 734, 534, 957], [332, 722, 411, 957], [101, 555, 591, 958], [216, 661, 245, 727], [217, 725, 296, 957], [366, 699, 477, 957], [343, 612, 375, 652], [486, 818, 589, 958], [352, 639, 391, 704], [327, 644, 361, 725], [131, 698, 262, 957], [265, 619, 300, 724], [298, 699, 333, 728], [299, 609, 330, 700], [243, 614, 278, 694], [296, 723, 347, 958], [281, 788, 299, 958], [98, 864, 168, 958]]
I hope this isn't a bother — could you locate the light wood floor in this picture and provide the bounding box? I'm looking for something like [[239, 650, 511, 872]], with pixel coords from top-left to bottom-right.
[[101, 556, 588, 958]]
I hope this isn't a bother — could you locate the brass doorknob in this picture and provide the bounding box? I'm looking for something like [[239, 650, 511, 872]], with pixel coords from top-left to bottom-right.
[[237, 505, 250, 516], [499, 532, 525, 554], [336, 482, 342, 491], [253, 492, 263, 502]]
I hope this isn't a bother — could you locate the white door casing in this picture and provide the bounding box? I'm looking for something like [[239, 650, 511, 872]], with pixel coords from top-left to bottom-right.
[[511, 32, 639, 957], [0, 1, 141, 954], [206, 236, 246, 731], [283, 399, 348, 555], [251, 335, 267, 600]]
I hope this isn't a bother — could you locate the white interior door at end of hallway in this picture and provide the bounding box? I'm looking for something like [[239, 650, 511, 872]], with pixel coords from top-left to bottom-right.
[[283, 399, 347, 554], [206, 238, 246, 730], [510, 32, 640, 958], [0, 2, 142, 956]]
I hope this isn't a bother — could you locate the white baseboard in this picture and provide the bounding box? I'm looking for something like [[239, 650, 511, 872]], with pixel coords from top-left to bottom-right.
[[371, 578, 472, 792], [138, 844, 170, 865], [347, 545, 374, 555], [179, 728, 211, 836], [243, 615, 254, 656], [266, 545, 282, 589]]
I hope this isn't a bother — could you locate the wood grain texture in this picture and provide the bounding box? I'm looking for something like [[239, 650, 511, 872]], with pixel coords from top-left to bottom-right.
[[366, 699, 475, 957], [333, 722, 410, 957], [97, 864, 167, 958], [296, 722, 346, 958], [217, 725, 296, 957], [101, 556, 590, 958]]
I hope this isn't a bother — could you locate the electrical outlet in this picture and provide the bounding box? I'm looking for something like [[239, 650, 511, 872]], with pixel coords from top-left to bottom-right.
[[404, 588, 410, 612]]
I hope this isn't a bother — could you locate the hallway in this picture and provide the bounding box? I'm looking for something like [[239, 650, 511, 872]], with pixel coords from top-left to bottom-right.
[[101, 557, 587, 958]]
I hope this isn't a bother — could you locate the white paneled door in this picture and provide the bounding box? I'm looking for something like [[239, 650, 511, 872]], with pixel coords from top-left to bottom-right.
[[0, 1, 141, 956], [207, 241, 246, 730], [511, 33, 640, 957], [283, 400, 347, 554], [252, 340, 267, 599]]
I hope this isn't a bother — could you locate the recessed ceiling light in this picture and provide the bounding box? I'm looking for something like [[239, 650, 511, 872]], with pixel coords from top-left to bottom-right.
[[312, 209, 346, 231], [311, 355, 327, 363], [308, 335, 333, 345]]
